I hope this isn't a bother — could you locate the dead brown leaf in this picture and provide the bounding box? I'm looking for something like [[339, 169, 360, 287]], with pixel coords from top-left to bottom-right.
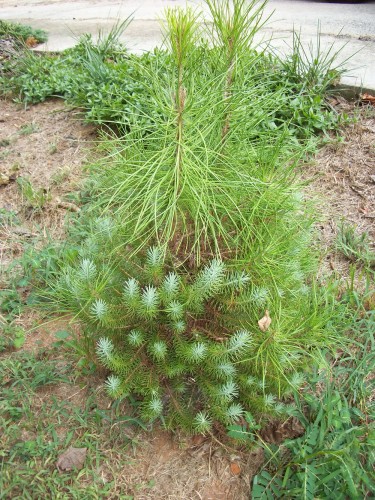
[[55, 197, 80, 212], [25, 36, 38, 48], [260, 417, 305, 444], [361, 93, 375, 106], [258, 310, 271, 332], [56, 447, 87, 472]]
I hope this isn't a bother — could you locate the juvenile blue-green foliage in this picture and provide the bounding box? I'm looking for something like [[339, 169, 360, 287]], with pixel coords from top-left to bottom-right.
[[227, 330, 252, 357], [149, 340, 168, 360], [141, 286, 159, 318], [216, 362, 236, 378], [188, 342, 207, 363], [48, 243, 337, 432], [66, 248, 314, 431], [166, 300, 184, 320], [127, 329, 145, 347], [193, 411, 212, 433], [147, 246, 163, 268], [194, 259, 226, 296], [96, 216, 115, 237], [250, 286, 268, 306], [91, 299, 108, 322], [105, 375, 122, 397], [162, 272, 180, 301], [96, 337, 113, 362], [79, 259, 96, 281], [123, 278, 141, 313], [123, 278, 140, 299], [226, 403, 244, 423], [146, 397, 163, 417], [216, 381, 239, 402], [172, 320, 186, 334], [225, 271, 251, 290]]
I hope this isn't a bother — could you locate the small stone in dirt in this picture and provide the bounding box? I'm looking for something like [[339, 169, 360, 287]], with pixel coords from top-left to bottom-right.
[[370, 175, 375, 184], [260, 417, 305, 444], [190, 434, 206, 447], [361, 93, 375, 106], [11, 226, 36, 237], [230, 462, 241, 476], [0, 173, 9, 186], [56, 446, 87, 472]]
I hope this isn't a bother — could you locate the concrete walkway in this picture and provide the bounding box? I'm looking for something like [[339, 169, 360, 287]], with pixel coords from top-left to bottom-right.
[[1, 0, 375, 91]]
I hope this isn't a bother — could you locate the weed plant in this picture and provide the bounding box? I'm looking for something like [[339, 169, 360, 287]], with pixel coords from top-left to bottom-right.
[[17, 176, 51, 210], [0, 20, 47, 44], [252, 387, 374, 498], [0, 229, 67, 351], [336, 222, 375, 271], [0, 208, 19, 226], [0, 21, 159, 126], [18, 122, 39, 136], [44, 1, 347, 433], [270, 28, 349, 138], [252, 283, 375, 498], [0, 350, 140, 498]]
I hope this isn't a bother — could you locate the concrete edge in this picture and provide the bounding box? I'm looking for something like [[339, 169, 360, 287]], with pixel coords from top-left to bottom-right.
[[333, 83, 375, 100]]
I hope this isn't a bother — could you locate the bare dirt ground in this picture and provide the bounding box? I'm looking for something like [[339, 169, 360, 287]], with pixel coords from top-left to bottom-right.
[[0, 98, 96, 264], [0, 97, 374, 499], [315, 104, 375, 241], [305, 101, 375, 277]]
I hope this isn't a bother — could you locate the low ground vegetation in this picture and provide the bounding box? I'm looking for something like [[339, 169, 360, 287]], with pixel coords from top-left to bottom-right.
[[0, 19, 48, 46], [0, 1, 374, 498]]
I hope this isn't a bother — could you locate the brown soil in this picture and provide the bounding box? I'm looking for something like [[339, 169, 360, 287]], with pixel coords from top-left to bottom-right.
[[303, 103, 375, 277], [1, 98, 374, 499], [314, 108, 375, 240], [0, 98, 96, 268], [0, 99, 95, 205], [111, 431, 263, 500]]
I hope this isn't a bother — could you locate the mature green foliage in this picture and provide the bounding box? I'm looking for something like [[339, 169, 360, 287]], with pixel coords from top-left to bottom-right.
[[88, 3, 316, 262]]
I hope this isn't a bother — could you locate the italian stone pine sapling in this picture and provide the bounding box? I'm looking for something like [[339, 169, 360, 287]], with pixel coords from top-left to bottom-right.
[[46, 0, 344, 433]]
